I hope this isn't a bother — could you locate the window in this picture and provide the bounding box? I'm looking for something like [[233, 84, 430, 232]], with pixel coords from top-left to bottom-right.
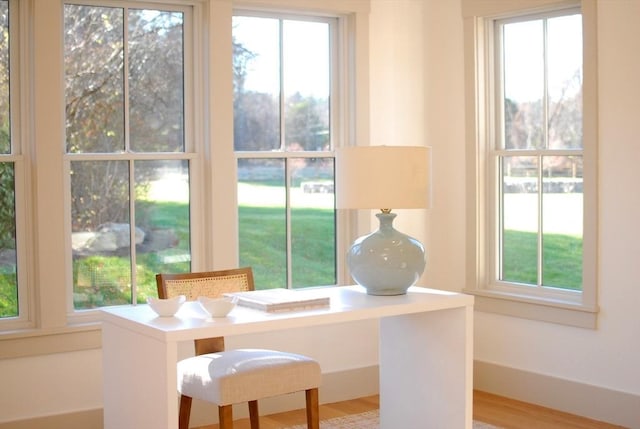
[[64, 3, 194, 309], [233, 13, 338, 289], [0, 0, 26, 325], [497, 12, 585, 288], [463, 1, 598, 328]]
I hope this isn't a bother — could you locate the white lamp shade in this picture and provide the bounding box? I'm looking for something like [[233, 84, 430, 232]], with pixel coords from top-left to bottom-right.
[[335, 145, 431, 210]]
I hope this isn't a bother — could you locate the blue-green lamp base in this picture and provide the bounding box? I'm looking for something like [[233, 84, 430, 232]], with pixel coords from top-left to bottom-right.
[[347, 212, 426, 296]]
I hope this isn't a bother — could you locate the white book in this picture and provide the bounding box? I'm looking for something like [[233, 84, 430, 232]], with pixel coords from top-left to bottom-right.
[[225, 288, 330, 313]]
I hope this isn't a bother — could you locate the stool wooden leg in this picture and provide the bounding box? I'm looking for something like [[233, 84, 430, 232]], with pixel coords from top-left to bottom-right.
[[305, 388, 320, 429], [248, 400, 260, 429], [178, 395, 192, 429], [218, 404, 233, 429]]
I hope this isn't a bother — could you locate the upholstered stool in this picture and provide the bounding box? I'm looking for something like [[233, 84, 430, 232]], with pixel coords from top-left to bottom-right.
[[178, 348, 321, 429]]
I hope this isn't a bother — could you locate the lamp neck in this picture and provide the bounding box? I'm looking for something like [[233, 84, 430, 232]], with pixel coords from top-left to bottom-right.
[[375, 212, 397, 231]]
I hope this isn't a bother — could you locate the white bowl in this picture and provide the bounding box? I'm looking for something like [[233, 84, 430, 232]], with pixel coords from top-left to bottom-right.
[[147, 295, 186, 317], [198, 296, 238, 318]]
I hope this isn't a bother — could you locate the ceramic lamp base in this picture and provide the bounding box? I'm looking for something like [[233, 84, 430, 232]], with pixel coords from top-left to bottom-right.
[[347, 212, 426, 295]]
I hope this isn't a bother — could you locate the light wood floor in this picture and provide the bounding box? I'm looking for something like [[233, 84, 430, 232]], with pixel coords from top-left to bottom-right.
[[196, 391, 626, 429], [472, 391, 626, 429]]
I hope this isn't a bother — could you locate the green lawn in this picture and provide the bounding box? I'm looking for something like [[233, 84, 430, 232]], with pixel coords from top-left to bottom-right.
[[503, 229, 583, 290], [239, 205, 336, 289]]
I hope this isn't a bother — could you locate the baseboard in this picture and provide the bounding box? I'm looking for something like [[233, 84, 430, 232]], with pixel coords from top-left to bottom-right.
[[0, 408, 103, 429], [474, 360, 640, 428], [0, 365, 379, 429]]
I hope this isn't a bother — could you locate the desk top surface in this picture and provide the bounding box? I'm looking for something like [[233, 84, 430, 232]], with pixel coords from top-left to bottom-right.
[[101, 285, 473, 342]]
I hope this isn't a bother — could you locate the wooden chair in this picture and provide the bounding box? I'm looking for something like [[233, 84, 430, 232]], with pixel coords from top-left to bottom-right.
[[156, 267, 321, 429]]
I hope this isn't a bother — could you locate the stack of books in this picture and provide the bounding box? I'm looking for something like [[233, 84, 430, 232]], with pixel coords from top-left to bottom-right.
[[225, 288, 330, 313]]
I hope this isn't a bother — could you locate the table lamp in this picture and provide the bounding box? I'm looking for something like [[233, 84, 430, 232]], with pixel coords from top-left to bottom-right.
[[335, 145, 431, 295]]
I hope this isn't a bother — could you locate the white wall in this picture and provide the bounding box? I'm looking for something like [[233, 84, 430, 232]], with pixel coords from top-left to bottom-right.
[[0, 350, 103, 421], [420, 0, 640, 425], [421, 0, 467, 294], [368, 0, 429, 252]]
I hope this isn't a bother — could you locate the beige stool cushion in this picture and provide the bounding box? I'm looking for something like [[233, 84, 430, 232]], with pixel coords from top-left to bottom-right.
[[178, 348, 321, 406]]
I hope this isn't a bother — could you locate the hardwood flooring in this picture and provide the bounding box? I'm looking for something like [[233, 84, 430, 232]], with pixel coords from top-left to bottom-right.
[[473, 391, 625, 429], [195, 391, 626, 429]]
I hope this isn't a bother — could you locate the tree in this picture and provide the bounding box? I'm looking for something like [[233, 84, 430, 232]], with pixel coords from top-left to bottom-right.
[[64, 5, 185, 231]]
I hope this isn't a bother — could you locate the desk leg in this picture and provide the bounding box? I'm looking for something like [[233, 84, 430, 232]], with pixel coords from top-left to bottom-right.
[[379, 306, 473, 429], [103, 322, 179, 429]]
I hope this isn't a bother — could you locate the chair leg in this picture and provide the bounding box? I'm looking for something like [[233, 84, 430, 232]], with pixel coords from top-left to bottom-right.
[[305, 388, 320, 429], [178, 395, 192, 429], [248, 400, 260, 429], [218, 404, 234, 429]]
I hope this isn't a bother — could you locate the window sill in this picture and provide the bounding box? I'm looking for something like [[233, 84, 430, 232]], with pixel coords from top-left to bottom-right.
[[464, 288, 598, 329], [0, 323, 101, 359]]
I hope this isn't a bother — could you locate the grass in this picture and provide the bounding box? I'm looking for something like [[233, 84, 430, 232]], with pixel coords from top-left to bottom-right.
[[503, 229, 583, 290], [239, 205, 336, 288], [72, 200, 191, 309]]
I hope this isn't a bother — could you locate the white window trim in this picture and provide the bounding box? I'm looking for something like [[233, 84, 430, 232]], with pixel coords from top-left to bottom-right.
[[462, 0, 599, 329]]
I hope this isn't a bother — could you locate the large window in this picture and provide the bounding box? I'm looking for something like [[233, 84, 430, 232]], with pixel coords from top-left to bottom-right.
[[233, 13, 337, 289], [464, 1, 598, 328], [64, 3, 193, 309], [496, 12, 583, 290]]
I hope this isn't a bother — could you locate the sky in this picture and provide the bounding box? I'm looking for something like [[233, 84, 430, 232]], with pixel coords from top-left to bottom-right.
[[503, 13, 582, 102], [233, 16, 330, 98]]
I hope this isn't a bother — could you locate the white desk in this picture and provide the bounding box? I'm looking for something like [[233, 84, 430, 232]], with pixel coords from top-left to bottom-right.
[[101, 285, 474, 429]]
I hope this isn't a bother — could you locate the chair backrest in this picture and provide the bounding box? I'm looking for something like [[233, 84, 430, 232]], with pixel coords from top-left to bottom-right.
[[156, 267, 255, 300], [155, 267, 255, 355]]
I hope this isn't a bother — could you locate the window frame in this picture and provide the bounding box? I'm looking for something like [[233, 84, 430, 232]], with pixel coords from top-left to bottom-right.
[[463, 0, 599, 328], [62, 1, 202, 323], [0, 0, 34, 331], [232, 9, 345, 290]]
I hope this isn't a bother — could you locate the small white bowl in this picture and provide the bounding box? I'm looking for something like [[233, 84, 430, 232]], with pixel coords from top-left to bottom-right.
[[198, 296, 238, 318], [147, 295, 186, 317]]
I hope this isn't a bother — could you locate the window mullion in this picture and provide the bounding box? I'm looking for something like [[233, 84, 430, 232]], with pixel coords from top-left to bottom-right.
[[123, 6, 131, 153], [537, 154, 544, 288], [123, 7, 137, 304], [129, 160, 137, 304], [539, 18, 547, 289], [279, 19, 285, 152], [497, 155, 505, 283], [285, 157, 293, 289], [279, 18, 293, 289], [543, 17, 549, 150]]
